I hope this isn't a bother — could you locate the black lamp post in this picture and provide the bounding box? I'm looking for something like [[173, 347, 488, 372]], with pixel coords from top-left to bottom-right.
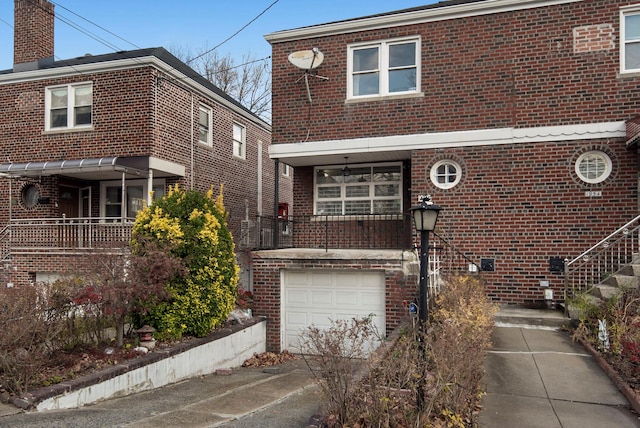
[[409, 194, 442, 411]]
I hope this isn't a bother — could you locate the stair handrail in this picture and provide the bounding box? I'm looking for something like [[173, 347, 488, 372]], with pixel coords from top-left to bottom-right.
[[432, 231, 481, 273], [564, 213, 640, 308], [565, 213, 640, 268]]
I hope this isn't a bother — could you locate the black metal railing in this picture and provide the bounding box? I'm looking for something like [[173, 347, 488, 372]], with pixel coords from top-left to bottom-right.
[[254, 214, 413, 250]]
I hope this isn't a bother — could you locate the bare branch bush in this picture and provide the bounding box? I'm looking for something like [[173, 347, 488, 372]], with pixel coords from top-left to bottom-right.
[[300, 275, 496, 427], [425, 275, 497, 426], [298, 315, 383, 423], [0, 285, 66, 394]]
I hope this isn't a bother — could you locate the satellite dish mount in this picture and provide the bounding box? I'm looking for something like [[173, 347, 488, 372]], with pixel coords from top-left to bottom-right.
[[288, 48, 329, 104]]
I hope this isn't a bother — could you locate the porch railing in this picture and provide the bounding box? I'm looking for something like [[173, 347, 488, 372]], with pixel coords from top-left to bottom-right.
[[7, 217, 135, 254], [0, 225, 9, 263], [251, 214, 479, 272], [564, 214, 640, 302], [253, 214, 413, 250]]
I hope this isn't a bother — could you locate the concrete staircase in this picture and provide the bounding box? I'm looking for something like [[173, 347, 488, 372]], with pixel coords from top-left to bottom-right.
[[567, 258, 640, 321], [592, 261, 640, 300]]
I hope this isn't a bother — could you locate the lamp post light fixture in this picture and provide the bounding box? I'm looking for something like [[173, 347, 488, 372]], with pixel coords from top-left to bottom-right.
[[409, 194, 442, 411]]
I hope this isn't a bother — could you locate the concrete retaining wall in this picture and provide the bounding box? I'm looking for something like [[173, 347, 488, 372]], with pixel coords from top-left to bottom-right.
[[24, 319, 266, 411]]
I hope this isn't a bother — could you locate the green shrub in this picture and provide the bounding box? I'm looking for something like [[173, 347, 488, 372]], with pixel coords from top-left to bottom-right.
[[132, 185, 239, 338]]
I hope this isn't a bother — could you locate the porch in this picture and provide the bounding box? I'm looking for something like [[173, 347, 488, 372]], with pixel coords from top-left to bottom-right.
[[1, 217, 134, 263]]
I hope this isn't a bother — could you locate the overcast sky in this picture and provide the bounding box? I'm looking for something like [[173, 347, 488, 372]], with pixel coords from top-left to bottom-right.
[[0, 0, 439, 70]]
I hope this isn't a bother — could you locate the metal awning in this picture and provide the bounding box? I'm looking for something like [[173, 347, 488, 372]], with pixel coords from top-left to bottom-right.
[[0, 156, 185, 180], [626, 116, 640, 147]]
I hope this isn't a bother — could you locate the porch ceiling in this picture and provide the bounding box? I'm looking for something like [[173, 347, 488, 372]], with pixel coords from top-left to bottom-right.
[[0, 156, 185, 181], [270, 145, 412, 167]]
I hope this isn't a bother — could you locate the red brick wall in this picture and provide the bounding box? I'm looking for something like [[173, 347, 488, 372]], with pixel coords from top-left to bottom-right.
[[270, 0, 640, 143], [13, 0, 54, 66], [412, 138, 637, 305], [268, 0, 640, 305], [0, 60, 290, 286]]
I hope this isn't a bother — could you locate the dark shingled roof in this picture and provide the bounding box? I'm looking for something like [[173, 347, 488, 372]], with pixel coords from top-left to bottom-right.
[[1, 47, 262, 123]]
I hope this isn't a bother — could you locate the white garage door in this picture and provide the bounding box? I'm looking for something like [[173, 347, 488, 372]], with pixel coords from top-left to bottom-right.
[[282, 270, 386, 352]]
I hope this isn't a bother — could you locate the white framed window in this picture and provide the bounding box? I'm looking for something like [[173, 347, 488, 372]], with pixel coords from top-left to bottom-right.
[[282, 163, 291, 177], [621, 6, 640, 73], [430, 160, 462, 189], [100, 179, 165, 219], [314, 163, 402, 215], [347, 37, 420, 99], [575, 151, 612, 184], [45, 82, 92, 130], [233, 122, 246, 159], [199, 105, 212, 146]]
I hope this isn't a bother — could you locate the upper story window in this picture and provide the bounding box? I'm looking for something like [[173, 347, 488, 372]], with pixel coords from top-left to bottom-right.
[[45, 82, 92, 131], [430, 160, 462, 189], [621, 6, 640, 73], [314, 163, 402, 215], [199, 105, 212, 146], [348, 37, 420, 99], [233, 122, 246, 159], [575, 151, 612, 184]]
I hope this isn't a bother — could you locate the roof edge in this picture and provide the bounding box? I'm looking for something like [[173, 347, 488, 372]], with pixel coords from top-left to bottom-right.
[[264, 0, 582, 44]]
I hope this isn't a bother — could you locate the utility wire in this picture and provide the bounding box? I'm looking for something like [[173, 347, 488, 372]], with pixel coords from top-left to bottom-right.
[[185, 0, 279, 65], [0, 16, 12, 29], [51, 1, 142, 50]]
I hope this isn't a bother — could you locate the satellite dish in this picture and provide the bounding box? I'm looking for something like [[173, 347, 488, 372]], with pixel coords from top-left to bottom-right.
[[288, 49, 324, 70], [288, 48, 329, 106]]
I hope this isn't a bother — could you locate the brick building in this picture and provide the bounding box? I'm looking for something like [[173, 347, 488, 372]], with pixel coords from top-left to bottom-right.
[[255, 0, 640, 352], [0, 0, 292, 288]]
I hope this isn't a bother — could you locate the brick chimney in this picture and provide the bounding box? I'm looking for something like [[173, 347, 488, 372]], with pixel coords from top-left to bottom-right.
[[13, 0, 55, 72]]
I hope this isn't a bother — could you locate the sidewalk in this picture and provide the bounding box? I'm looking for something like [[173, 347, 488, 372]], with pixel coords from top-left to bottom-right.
[[479, 309, 640, 427]]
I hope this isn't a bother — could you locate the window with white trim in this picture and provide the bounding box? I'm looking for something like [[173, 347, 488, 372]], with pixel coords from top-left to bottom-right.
[[315, 163, 402, 215], [348, 37, 420, 99], [430, 160, 462, 189], [101, 179, 165, 219], [233, 122, 246, 159], [45, 82, 92, 130], [622, 7, 640, 73], [575, 151, 612, 184], [282, 163, 291, 177], [199, 105, 212, 145]]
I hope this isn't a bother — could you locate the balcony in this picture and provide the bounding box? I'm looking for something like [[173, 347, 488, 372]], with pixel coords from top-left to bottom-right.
[[246, 214, 413, 251], [243, 214, 478, 275]]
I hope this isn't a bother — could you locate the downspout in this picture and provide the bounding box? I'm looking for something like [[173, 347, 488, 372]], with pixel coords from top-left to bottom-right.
[[257, 140, 263, 216], [8, 176, 12, 222], [147, 169, 153, 206], [273, 159, 279, 249], [190, 93, 194, 190]]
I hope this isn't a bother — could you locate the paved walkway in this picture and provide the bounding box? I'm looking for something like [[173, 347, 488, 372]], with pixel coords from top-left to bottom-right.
[[480, 309, 640, 427]]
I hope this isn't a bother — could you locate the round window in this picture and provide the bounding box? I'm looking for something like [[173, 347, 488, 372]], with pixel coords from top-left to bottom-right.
[[430, 160, 462, 189], [575, 151, 612, 184], [22, 184, 40, 209]]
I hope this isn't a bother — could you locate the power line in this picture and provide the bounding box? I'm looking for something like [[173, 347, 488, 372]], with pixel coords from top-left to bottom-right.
[[185, 0, 280, 65], [0, 16, 12, 29], [50, 1, 141, 50]]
